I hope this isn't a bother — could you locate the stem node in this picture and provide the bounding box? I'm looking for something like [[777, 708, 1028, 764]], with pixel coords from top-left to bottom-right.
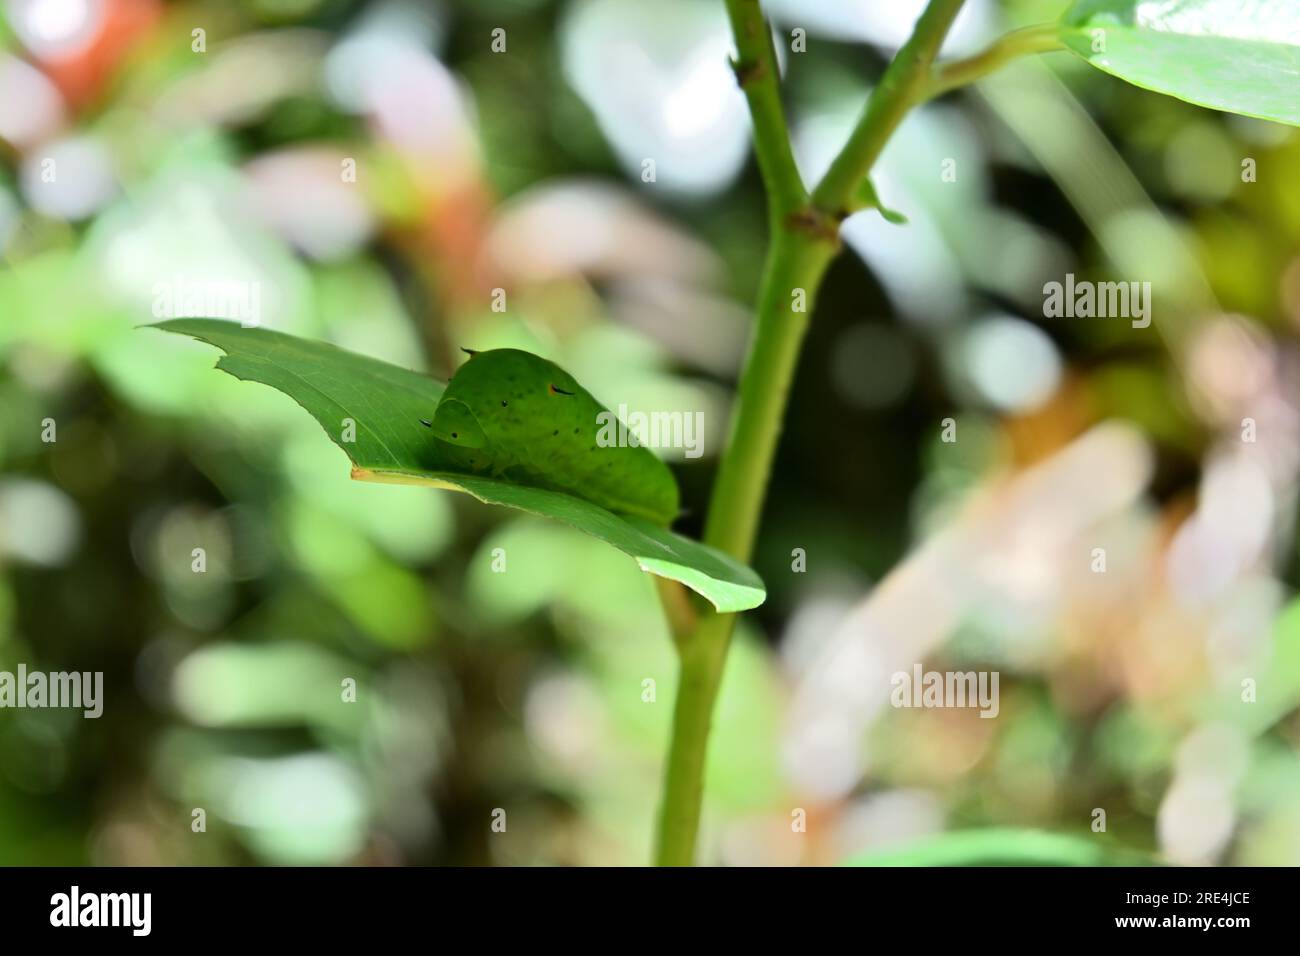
[[784, 206, 843, 245], [729, 55, 767, 88]]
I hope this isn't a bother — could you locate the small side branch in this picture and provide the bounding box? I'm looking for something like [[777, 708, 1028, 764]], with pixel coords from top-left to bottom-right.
[[924, 22, 1064, 100], [811, 0, 968, 218]]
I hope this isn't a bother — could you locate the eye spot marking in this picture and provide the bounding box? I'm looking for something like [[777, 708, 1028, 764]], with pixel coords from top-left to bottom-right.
[[451, 432, 459, 439], [501, 400, 508, 407]]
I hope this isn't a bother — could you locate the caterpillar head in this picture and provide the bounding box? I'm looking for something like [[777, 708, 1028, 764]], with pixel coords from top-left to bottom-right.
[[428, 398, 488, 448]]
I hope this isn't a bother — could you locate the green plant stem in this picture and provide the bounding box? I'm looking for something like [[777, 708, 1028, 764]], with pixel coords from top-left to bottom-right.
[[654, 231, 834, 866], [701, 231, 834, 561], [654, 610, 736, 865], [653, 0, 969, 866], [723, 0, 807, 222], [923, 22, 1063, 100], [811, 0, 967, 216]]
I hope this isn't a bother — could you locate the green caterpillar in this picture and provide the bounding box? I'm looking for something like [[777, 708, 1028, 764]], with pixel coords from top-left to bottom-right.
[[422, 349, 680, 526]]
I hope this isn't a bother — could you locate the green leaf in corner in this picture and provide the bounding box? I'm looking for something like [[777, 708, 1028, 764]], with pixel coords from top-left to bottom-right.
[[150, 319, 766, 613], [842, 828, 1159, 867], [1060, 0, 1300, 126], [854, 177, 908, 225]]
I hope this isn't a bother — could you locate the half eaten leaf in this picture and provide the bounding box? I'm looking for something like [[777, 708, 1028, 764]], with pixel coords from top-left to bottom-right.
[[152, 319, 765, 612]]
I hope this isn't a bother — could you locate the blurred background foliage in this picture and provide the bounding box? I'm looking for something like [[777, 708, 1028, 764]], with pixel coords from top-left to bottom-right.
[[0, 0, 1298, 865]]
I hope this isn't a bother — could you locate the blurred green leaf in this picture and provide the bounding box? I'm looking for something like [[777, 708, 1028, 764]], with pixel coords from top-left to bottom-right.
[[152, 320, 765, 612], [844, 828, 1158, 866], [1207, 596, 1300, 736], [1061, 0, 1300, 126]]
